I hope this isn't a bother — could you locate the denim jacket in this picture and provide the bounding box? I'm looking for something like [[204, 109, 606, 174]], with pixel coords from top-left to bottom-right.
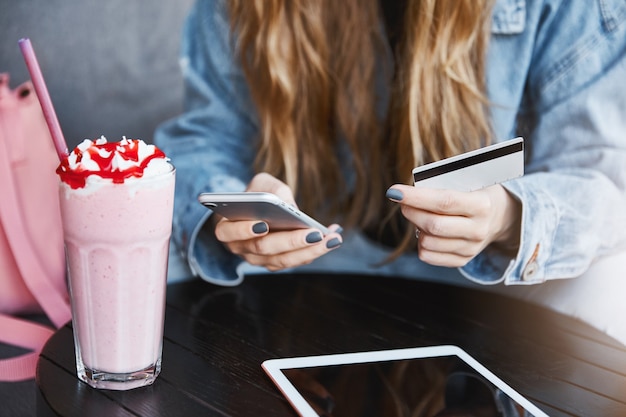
[[155, 0, 626, 287]]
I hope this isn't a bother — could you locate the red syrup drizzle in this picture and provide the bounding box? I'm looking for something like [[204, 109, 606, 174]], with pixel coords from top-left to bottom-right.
[[56, 139, 167, 189]]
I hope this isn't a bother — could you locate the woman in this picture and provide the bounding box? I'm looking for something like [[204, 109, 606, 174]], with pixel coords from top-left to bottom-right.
[[156, 0, 626, 342]]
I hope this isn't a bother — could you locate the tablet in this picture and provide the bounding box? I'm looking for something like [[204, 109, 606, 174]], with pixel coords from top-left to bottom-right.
[[262, 345, 548, 417]]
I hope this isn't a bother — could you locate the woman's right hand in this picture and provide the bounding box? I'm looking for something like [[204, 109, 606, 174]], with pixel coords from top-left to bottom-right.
[[213, 173, 342, 271]]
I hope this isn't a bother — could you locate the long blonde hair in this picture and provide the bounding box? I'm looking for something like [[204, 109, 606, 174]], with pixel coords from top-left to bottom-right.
[[229, 0, 495, 253]]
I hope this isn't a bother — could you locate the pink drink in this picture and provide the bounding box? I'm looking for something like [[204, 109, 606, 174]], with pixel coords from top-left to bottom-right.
[[57, 137, 175, 390]]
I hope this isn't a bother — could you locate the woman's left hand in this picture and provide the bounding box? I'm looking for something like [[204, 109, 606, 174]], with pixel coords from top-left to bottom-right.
[[386, 184, 521, 267]]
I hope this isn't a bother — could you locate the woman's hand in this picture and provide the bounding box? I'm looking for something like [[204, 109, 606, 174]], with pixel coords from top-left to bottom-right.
[[386, 184, 521, 267], [213, 173, 342, 271]]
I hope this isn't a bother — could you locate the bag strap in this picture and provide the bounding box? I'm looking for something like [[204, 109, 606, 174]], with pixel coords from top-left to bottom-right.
[[0, 315, 55, 381]]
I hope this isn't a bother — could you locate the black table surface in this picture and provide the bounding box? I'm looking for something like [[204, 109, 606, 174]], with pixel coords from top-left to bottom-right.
[[35, 273, 626, 417]]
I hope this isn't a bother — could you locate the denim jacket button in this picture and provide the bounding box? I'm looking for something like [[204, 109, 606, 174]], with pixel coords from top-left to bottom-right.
[[522, 261, 539, 281]]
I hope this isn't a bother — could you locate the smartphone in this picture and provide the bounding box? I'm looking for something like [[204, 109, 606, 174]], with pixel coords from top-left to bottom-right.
[[198, 192, 330, 235]]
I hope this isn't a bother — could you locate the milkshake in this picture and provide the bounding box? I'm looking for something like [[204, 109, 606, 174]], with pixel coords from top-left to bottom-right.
[[57, 137, 175, 390]]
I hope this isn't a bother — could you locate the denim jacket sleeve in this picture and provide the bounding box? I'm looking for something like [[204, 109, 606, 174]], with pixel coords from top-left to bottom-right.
[[154, 0, 256, 285], [461, 0, 626, 285]]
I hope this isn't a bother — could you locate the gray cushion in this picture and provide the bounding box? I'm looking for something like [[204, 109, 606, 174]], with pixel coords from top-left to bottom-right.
[[0, 0, 194, 149]]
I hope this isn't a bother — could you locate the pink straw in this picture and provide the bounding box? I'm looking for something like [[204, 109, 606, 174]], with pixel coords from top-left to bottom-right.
[[18, 38, 69, 161]]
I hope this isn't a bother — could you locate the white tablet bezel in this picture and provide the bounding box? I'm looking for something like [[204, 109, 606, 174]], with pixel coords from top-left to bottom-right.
[[262, 345, 548, 417]]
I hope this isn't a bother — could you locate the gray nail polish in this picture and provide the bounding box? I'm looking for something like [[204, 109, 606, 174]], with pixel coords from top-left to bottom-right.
[[252, 222, 268, 234], [306, 231, 323, 244], [386, 188, 404, 201], [326, 237, 341, 249]]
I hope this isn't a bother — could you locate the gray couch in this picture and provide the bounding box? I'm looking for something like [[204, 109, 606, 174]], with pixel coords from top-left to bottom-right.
[[0, 1, 194, 414], [0, 0, 194, 149]]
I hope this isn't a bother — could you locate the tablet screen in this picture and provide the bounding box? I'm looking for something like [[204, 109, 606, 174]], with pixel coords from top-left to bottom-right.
[[262, 346, 548, 417]]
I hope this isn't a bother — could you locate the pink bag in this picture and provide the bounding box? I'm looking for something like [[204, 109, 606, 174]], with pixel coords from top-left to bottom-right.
[[0, 73, 71, 381]]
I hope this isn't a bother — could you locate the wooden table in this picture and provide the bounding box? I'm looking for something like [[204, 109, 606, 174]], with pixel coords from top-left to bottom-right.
[[36, 274, 626, 416]]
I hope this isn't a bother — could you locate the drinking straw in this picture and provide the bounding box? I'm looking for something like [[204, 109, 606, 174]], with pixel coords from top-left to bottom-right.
[[18, 38, 69, 161]]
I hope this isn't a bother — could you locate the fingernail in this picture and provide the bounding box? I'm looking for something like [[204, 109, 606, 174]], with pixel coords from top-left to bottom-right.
[[306, 231, 323, 244], [386, 188, 404, 201], [252, 222, 268, 234], [326, 237, 342, 249], [334, 226, 344, 235]]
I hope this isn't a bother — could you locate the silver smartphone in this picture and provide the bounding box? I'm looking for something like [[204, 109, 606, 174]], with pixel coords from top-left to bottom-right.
[[198, 192, 330, 235]]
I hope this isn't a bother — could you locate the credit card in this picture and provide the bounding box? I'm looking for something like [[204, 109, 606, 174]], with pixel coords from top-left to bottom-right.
[[412, 137, 524, 192]]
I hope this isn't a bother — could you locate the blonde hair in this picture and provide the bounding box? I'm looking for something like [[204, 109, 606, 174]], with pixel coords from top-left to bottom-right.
[[229, 0, 495, 254]]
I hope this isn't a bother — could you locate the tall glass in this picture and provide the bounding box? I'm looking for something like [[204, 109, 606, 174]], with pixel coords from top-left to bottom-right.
[[58, 166, 175, 390]]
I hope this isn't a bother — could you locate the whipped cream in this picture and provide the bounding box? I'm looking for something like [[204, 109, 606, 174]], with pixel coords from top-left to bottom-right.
[[57, 136, 172, 189]]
